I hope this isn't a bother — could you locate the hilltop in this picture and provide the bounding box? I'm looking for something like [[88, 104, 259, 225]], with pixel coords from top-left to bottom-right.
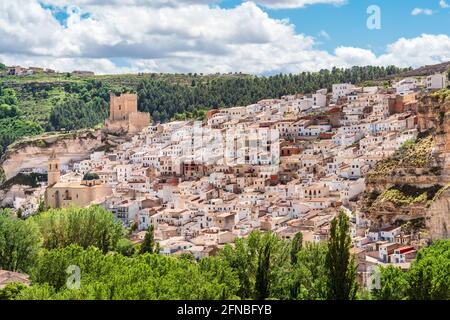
[[385, 61, 450, 79]]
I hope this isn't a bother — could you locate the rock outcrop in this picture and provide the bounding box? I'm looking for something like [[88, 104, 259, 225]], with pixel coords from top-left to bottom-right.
[[360, 93, 450, 239], [0, 128, 131, 183]]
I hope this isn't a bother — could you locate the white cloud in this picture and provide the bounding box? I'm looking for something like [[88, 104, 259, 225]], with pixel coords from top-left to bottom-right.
[[411, 8, 434, 16], [0, 1, 449, 75], [377, 34, 450, 67], [440, 0, 450, 9], [254, 0, 347, 9]]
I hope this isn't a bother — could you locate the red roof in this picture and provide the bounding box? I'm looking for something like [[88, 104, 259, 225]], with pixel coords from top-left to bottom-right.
[[398, 246, 415, 254]]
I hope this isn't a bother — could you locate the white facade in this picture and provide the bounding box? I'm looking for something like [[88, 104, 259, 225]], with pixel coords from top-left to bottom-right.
[[426, 73, 447, 90], [332, 83, 355, 101]]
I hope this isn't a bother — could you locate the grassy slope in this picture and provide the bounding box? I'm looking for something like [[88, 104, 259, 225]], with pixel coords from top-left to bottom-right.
[[0, 72, 250, 127]]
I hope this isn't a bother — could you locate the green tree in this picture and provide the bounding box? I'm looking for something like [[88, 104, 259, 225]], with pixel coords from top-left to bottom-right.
[[255, 234, 276, 300], [140, 224, 156, 254], [0, 210, 41, 272], [372, 265, 408, 300], [219, 231, 283, 300], [0, 282, 28, 300], [406, 240, 450, 300], [325, 211, 358, 300], [290, 232, 303, 265], [19, 245, 239, 300], [292, 243, 328, 300], [32, 206, 124, 253], [116, 238, 135, 257]]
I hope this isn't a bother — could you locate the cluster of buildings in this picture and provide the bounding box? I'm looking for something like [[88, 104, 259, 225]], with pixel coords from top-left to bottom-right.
[[393, 73, 448, 94], [0, 65, 94, 77], [35, 72, 448, 287]]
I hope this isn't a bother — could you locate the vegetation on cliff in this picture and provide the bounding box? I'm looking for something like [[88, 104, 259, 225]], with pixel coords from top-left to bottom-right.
[[370, 185, 444, 209], [0, 173, 47, 190], [367, 135, 435, 179], [0, 87, 44, 155], [430, 88, 450, 102]]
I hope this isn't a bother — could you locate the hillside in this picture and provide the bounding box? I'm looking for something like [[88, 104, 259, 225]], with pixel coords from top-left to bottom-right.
[[0, 65, 408, 157], [386, 61, 450, 79]]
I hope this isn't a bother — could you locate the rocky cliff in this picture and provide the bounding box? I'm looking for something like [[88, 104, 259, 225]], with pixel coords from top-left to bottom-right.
[[0, 130, 103, 182], [360, 93, 450, 239], [0, 129, 130, 183]]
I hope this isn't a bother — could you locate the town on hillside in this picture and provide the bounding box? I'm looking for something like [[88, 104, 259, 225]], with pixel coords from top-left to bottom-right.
[[6, 71, 450, 290]]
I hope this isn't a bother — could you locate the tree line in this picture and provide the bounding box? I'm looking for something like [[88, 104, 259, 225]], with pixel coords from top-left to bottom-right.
[[0, 87, 44, 156], [0, 206, 448, 300], [137, 66, 408, 122]]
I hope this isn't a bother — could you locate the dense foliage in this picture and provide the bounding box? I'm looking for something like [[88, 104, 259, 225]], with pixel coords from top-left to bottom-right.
[[82, 172, 100, 181], [325, 211, 358, 300], [373, 240, 450, 300], [0, 205, 448, 300], [0, 282, 28, 300], [31, 206, 124, 253], [0, 87, 44, 155], [17, 245, 240, 300], [0, 209, 41, 273], [138, 66, 408, 122], [0, 118, 44, 154], [48, 80, 111, 131]]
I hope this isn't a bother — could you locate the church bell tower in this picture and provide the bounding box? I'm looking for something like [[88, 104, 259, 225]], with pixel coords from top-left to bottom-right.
[[48, 150, 60, 186]]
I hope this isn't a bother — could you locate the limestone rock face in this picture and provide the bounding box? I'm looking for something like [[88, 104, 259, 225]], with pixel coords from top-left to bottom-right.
[[361, 95, 450, 235], [427, 188, 450, 240], [0, 130, 104, 181]]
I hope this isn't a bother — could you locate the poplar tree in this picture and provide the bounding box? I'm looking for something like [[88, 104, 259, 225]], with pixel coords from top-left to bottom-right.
[[255, 236, 273, 300], [325, 211, 358, 300], [140, 224, 156, 254], [290, 232, 303, 265]]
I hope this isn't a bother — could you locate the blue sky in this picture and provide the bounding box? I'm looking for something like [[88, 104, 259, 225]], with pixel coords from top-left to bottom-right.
[[218, 0, 450, 54], [1, 0, 449, 74]]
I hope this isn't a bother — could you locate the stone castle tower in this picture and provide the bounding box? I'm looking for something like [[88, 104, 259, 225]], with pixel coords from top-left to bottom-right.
[[105, 93, 151, 133], [109, 93, 138, 121], [48, 151, 60, 186]]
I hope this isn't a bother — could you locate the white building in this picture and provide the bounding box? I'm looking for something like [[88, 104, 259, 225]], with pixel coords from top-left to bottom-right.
[[426, 73, 447, 90], [332, 83, 355, 101]]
